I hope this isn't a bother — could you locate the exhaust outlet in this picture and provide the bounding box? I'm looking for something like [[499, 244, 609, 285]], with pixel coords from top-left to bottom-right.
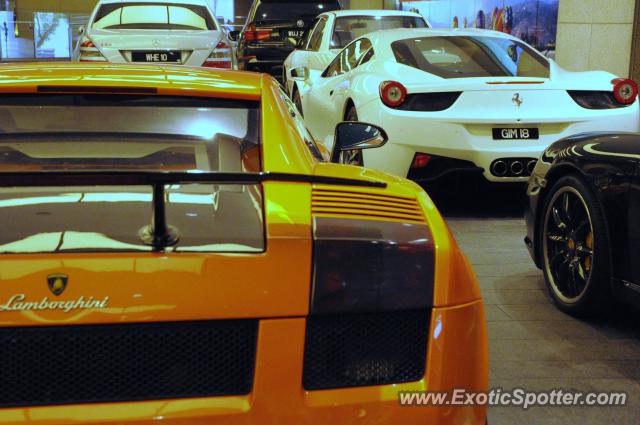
[[527, 160, 537, 175], [510, 160, 524, 176], [491, 160, 508, 177]]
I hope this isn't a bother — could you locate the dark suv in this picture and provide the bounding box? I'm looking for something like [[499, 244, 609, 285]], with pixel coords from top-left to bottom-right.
[[236, 0, 342, 77]]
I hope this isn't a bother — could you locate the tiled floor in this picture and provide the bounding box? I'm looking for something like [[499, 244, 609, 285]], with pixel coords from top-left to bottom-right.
[[447, 217, 640, 424]]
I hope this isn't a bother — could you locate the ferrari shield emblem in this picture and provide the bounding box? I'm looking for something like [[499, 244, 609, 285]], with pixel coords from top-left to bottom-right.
[[47, 274, 68, 296]]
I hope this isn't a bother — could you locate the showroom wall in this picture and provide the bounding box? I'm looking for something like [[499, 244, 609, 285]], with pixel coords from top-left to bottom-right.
[[1, 0, 639, 77], [398, 0, 559, 57], [555, 0, 636, 77]]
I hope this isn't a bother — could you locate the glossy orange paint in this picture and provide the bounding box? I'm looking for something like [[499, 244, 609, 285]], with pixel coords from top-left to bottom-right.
[[0, 64, 487, 424]]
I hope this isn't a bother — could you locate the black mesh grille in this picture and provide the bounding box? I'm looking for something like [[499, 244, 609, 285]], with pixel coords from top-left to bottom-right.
[[0, 320, 258, 407], [303, 309, 430, 390]]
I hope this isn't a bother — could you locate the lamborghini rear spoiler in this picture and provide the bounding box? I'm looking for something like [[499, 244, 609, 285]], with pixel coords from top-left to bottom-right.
[[0, 171, 386, 251]]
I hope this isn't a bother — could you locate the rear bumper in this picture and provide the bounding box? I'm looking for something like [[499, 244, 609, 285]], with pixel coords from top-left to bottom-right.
[[237, 44, 291, 73], [359, 101, 640, 182], [90, 49, 213, 67], [0, 301, 487, 425]]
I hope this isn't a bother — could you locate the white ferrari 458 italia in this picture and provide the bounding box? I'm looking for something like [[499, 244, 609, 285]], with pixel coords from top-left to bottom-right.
[[291, 28, 640, 183], [283, 9, 429, 97], [74, 0, 235, 69]]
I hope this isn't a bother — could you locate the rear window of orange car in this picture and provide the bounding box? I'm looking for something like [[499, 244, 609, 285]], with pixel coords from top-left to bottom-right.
[[0, 94, 264, 254], [392, 35, 550, 79], [0, 95, 260, 173], [93, 3, 217, 30]]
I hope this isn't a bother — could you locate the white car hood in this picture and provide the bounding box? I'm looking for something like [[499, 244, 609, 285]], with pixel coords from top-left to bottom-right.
[[88, 29, 223, 50]]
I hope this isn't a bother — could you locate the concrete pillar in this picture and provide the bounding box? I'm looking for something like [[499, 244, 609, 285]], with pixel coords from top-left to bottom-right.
[[556, 0, 635, 77]]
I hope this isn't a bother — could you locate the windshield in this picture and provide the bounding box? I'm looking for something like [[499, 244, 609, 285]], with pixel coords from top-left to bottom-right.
[[0, 95, 263, 254], [392, 36, 549, 79], [255, 2, 341, 22], [92, 3, 217, 30], [331, 15, 427, 49]]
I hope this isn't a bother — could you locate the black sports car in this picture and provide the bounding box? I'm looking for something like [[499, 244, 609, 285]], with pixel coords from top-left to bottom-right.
[[525, 132, 640, 315]]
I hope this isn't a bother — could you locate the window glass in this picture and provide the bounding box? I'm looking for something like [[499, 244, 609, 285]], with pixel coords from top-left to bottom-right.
[[0, 95, 259, 173], [307, 18, 327, 51], [168, 6, 207, 29], [392, 36, 549, 79], [302, 18, 321, 49], [0, 95, 263, 254], [346, 38, 372, 68], [331, 15, 427, 49], [322, 38, 372, 77], [93, 3, 216, 30], [359, 47, 374, 65], [323, 49, 344, 77]]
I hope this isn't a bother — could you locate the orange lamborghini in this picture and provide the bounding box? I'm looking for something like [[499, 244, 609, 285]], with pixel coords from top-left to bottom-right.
[[0, 63, 487, 424]]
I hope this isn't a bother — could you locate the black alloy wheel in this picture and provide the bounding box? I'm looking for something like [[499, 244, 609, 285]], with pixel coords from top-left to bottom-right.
[[340, 105, 364, 166], [541, 175, 611, 316]]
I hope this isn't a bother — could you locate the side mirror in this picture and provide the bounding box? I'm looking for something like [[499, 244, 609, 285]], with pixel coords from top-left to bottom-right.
[[330, 122, 388, 163], [228, 30, 240, 41], [77, 25, 85, 36], [290, 66, 309, 81]]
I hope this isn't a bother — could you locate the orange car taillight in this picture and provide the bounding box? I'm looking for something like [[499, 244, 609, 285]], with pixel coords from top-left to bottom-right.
[[244, 23, 272, 42], [612, 78, 638, 105], [78, 37, 106, 62], [310, 217, 435, 314], [203, 41, 232, 69], [379, 80, 407, 107]]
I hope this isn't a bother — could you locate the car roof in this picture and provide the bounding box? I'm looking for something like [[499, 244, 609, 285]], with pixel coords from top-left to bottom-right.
[[0, 63, 262, 100], [321, 9, 424, 18], [96, 0, 211, 5], [366, 27, 517, 43]]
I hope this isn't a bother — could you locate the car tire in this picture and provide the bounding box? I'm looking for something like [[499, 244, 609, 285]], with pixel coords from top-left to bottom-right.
[[292, 88, 303, 118], [341, 105, 364, 166], [540, 174, 612, 316]]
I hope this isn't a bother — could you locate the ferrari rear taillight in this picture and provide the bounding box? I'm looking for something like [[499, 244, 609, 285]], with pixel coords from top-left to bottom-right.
[[379, 81, 407, 107], [78, 37, 106, 62], [411, 153, 432, 169], [203, 41, 233, 69], [612, 78, 638, 104], [244, 23, 272, 42], [311, 217, 435, 315]]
